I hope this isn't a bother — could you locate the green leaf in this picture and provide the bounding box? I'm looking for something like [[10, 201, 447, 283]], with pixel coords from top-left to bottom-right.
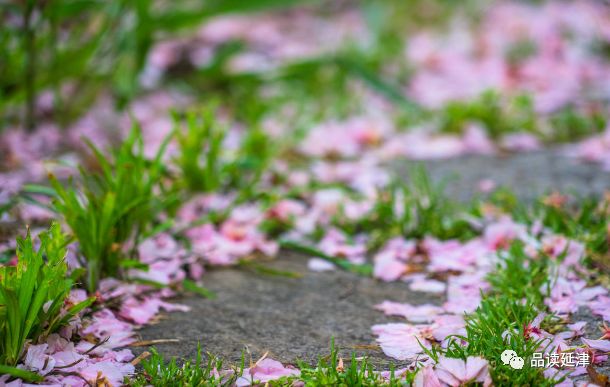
[[20, 183, 58, 197], [0, 364, 44, 382], [53, 297, 95, 330], [0, 287, 22, 364], [154, 0, 319, 32], [119, 259, 149, 271], [22, 281, 50, 340]]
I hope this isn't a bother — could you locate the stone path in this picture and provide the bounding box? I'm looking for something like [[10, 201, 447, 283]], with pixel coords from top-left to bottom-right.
[[137, 252, 438, 367], [408, 149, 610, 201], [136, 150, 610, 369]]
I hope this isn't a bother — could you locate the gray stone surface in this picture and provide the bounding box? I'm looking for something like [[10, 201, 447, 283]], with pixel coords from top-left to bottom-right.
[[136, 252, 439, 367], [401, 149, 610, 202], [136, 150, 610, 377], [571, 307, 610, 382]]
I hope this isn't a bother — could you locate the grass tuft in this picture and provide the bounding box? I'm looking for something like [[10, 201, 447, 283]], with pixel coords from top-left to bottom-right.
[[49, 125, 172, 292], [0, 223, 94, 373]]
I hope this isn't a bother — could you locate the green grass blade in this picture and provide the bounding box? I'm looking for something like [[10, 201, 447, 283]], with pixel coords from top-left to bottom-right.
[[0, 364, 44, 382]]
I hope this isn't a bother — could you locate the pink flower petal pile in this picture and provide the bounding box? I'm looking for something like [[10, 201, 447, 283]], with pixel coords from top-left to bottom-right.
[[371, 218, 610, 385]]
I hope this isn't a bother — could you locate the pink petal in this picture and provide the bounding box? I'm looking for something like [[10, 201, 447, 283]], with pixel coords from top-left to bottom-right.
[[374, 259, 407, 282], [372, 323, 430, 360], [409, 279, 446, 294], [582, 338, 610, 352], [23, 344, 56, 376], [436, 357, 467, 384], [465, 356, 489, 381], [413, 365, 443, 387], [247, 359, 300, 383], [79, 360, 135, 385], [375, 301, 443, 323], [431, 315, 466, 342]]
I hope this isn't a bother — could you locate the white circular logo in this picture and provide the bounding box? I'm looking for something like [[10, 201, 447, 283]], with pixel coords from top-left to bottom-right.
[[501, 349, 524, 369], [501, 350, 517, 365], [509, 356, 525, 370]]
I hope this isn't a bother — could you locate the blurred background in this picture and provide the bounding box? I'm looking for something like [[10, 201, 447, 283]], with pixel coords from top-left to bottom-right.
[[1, 0, 609, 163]]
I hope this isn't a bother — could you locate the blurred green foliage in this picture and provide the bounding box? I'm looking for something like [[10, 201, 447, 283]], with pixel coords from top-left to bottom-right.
[[336, 166, 477, 250], [438, 91, 538, 139], [0, 0, 318, 131], [172, 107, 274, 201], [1, 0, 607, 144]]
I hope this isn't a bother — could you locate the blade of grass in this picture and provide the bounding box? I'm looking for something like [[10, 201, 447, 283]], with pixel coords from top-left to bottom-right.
[[0, 364, 44, 382]]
